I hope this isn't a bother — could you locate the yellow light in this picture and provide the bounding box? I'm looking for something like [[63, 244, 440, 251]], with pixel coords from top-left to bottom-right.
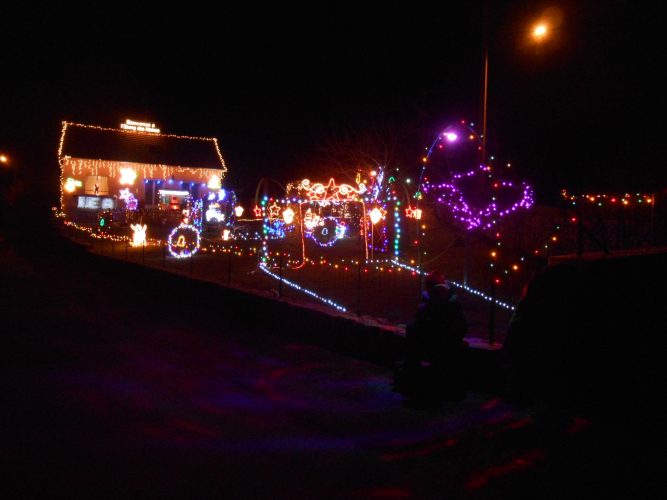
[[533, 23, 548, 39], [283, 207, 295, 224], [121, 119, 160, 134], [491, 251, 497, 258], [64, 178, 82, 193], [234, 206, 244, 217], [512, 264, 519, 271], [119, 168, 137, 185], [0, 154, 7, 163], [414, 208, 422, 220], [551, 236, 558, 242], [207, 175, 222, 190]]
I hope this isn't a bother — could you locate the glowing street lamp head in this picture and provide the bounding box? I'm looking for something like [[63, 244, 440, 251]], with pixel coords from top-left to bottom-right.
[[533, 23, 548, 39]]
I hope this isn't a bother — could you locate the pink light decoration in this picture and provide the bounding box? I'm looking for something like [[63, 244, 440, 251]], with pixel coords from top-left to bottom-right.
[[444, 132, 458, 142], [422, 165, 534, 230]]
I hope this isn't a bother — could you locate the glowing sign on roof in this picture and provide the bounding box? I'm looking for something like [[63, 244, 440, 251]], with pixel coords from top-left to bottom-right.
[[120, 119, 160, 134]]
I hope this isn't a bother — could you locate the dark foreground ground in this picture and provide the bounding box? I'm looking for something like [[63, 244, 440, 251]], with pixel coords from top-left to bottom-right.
[[1, 228, 662, 499]]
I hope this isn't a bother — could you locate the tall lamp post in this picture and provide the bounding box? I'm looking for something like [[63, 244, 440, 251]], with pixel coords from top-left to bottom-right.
[[480, 20, 551, 165], [479, 17, 551, 344]]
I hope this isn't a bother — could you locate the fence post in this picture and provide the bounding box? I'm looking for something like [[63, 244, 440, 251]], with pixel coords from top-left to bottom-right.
[[463, 231, 469, 285], [278, 252, 283, 298], [227, 251, 232, 285], [356, 260, 362, 316], [577, 205, 583, 257], [489, 279, 496, 346]]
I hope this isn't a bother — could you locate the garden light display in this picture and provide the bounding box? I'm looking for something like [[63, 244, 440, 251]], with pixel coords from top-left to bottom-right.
[[130, 224, 147, 247], [419, 122, 534, 231], [205, 205, 225, 223], [119, 188, 138, 211], [561, 190, 655, 207], [405, 206, 422, 220], [235, 206, 244, 217], [168, 223, 201, 258]]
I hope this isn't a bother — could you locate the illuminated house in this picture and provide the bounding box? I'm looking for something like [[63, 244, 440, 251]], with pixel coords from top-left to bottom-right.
[[58, 120, 227, 218]]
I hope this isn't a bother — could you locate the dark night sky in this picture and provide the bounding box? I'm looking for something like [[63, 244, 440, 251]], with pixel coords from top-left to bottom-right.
[[2, 1, 664, 205]]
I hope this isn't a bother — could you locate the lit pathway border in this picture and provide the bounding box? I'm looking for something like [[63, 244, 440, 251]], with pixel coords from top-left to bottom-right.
[[391, 260, 516, 311], [259, 265, 348, 312]]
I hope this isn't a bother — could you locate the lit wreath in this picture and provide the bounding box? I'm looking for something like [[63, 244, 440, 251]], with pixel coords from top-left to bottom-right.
[[309, 217, 346, 247], [168, 223, 201, 258]]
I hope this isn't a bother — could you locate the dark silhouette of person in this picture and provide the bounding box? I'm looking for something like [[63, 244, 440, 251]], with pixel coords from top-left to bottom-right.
[[395, 270, 468, 402]]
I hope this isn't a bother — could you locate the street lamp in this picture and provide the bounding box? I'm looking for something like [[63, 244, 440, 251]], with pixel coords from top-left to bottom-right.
[[532, 23, 549, 40], [481, 14, 555, 165]]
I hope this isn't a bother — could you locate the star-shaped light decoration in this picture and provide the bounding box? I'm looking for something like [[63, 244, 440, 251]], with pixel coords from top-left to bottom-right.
[[405, 206, 423, 220], [268, 202, 281, 219], [253, 205, 263, 218]]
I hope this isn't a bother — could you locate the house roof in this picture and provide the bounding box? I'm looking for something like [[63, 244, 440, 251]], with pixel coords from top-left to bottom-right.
[[58, 122, 227, 173]]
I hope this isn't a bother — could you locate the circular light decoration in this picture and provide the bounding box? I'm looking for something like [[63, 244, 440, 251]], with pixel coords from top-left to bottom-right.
[[310, 217, 346, 247], [283, 207, 295, 224], [234, 205, 244, 217], [168, 223, 201, 258]]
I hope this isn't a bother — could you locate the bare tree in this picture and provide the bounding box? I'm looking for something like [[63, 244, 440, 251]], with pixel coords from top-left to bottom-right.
[[299, 118, 418, 182]]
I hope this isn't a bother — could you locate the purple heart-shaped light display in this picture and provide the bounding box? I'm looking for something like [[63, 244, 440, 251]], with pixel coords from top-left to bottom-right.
[[423, 165, 534, 230]]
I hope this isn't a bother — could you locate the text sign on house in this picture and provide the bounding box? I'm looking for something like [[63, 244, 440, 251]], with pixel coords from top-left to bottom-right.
[[120, 119, 160, 134]]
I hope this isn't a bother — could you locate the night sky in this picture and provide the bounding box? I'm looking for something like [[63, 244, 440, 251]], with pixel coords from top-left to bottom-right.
[[2, 1, 664, 206]]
